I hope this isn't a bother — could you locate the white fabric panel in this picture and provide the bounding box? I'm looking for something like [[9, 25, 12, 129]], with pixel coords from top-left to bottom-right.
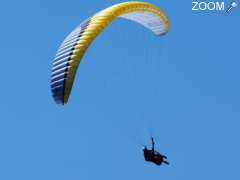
[[120, 11, 166, 35]]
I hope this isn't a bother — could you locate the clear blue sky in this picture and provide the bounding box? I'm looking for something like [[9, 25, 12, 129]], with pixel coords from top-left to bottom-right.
[[0, 0, 239, 179]]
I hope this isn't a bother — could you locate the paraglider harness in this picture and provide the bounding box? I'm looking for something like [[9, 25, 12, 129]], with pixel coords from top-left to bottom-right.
[[143, 138, 169, 166]]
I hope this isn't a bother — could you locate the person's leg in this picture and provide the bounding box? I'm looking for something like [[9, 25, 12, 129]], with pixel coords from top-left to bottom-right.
[[163, 160, 169, 165]]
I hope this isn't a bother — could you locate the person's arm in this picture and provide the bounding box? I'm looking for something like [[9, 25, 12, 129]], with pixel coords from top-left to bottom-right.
[[151, 137, 155, 152]]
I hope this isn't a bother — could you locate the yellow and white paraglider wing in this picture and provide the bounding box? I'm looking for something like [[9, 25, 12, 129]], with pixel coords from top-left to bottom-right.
[[51, 1, 169, 105]]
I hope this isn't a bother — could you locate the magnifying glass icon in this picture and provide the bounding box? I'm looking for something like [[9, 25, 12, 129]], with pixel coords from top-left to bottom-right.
[[227, 1, 237, 13]]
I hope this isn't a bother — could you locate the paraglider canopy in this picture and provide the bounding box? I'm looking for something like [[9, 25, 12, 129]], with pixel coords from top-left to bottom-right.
[[51, 1, 169, 105]]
